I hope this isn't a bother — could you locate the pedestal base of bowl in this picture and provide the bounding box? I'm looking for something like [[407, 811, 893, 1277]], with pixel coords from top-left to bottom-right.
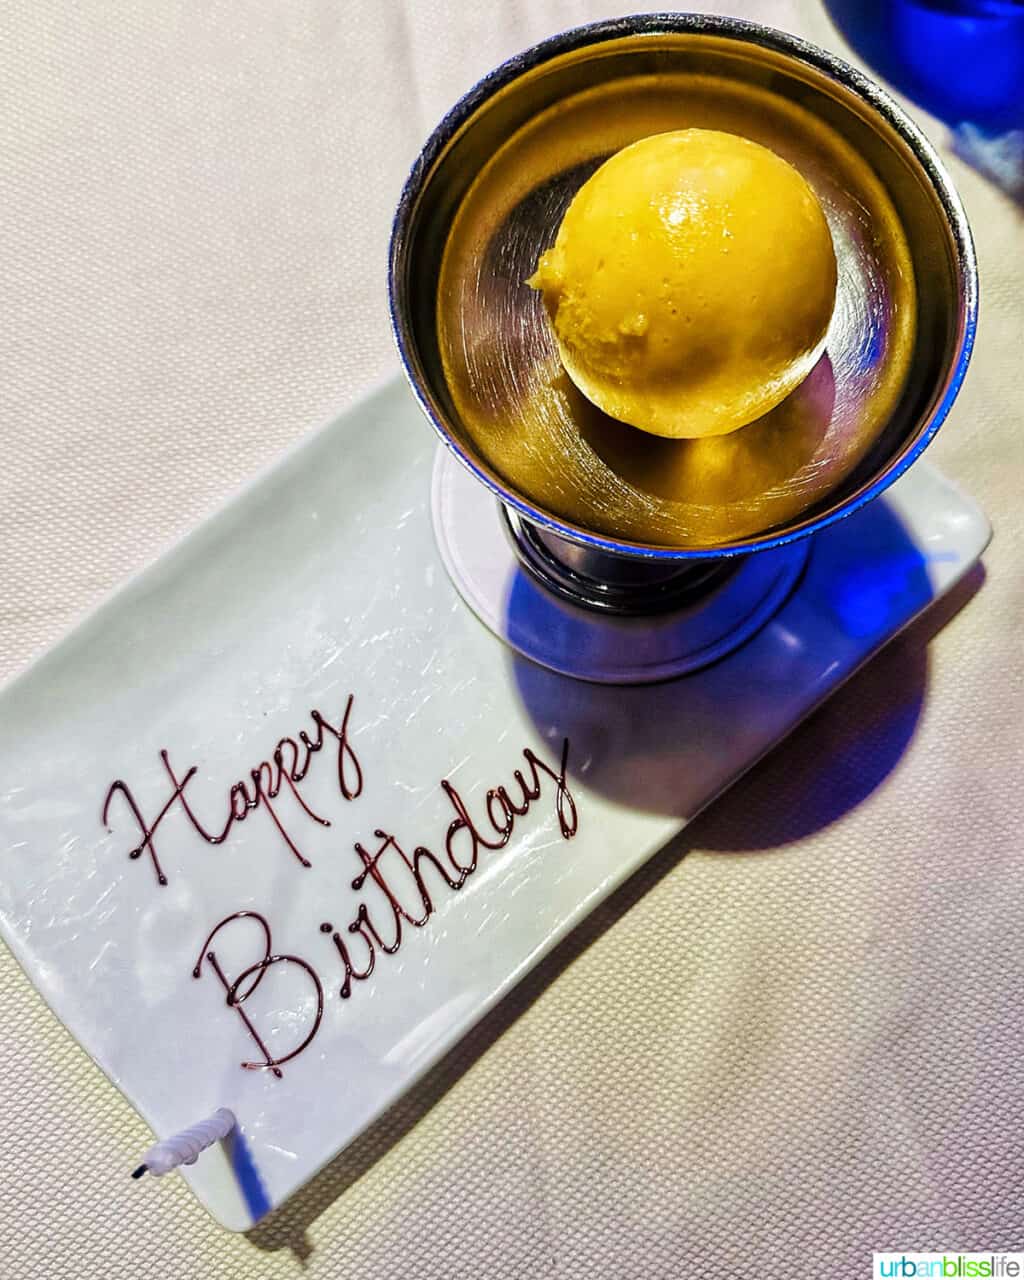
[[431, 446, 991, 686], [432, 448, 810, 684]]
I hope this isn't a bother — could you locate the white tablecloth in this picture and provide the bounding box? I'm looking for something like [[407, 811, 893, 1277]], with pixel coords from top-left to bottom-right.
[[2, 3, 1022, 1276]]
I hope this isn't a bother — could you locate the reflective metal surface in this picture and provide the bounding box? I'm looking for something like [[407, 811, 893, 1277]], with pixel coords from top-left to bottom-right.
[[439, 75, 915, 549], [389, 13, 977, 560], [502, 510, 738, 615], [432, 445, 811, 681]]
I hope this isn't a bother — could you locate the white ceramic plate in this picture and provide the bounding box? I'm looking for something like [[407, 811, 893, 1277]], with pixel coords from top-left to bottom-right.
[[0, 378, 989, 1229]]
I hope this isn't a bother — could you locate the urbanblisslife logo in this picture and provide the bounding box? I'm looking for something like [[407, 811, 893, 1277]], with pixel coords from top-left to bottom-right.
[[874, 1255, 1024, 1278]]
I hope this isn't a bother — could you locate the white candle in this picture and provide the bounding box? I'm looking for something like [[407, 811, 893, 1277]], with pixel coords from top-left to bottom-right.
[[132, 1107, 236, 1178]]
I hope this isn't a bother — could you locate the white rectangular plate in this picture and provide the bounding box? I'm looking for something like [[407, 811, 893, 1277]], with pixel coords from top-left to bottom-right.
[[0, 378, 989, 1229]]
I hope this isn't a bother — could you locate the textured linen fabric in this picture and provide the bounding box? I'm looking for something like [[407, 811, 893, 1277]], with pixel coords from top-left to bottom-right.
[[1, 3, 1022, 1277]]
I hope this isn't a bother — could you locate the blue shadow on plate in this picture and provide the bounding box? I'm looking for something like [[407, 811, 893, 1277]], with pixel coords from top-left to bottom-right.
[[226, 1124, 273, 1223], [512, 493, 976, 847]]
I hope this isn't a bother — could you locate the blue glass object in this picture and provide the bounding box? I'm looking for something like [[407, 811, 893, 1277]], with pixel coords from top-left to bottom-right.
[[825, 0, 1024, 131]]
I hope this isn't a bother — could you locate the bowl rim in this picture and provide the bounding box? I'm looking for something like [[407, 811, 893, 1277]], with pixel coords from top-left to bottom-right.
[[387, 11, 978, 561]]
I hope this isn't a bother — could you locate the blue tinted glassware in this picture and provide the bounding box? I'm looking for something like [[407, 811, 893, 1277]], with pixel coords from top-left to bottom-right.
[[825, 0, 1024, 131]]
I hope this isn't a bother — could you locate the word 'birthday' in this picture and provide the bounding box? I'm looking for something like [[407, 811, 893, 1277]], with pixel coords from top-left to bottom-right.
[[102, 697, 578, 1075]]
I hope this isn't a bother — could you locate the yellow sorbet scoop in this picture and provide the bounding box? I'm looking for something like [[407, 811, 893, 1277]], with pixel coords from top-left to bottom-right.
[[528, 129, 838, 439]]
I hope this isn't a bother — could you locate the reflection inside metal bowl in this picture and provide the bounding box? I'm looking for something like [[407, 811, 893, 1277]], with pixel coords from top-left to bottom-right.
[[436, 71, 917, 548]]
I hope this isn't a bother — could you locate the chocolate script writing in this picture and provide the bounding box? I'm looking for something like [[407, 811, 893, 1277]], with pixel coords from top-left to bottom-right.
[[193, 911, 324, 1078], [104, 708, 577, 1077], [320, 738, 577, 1005], [102, 698, 362, 885]]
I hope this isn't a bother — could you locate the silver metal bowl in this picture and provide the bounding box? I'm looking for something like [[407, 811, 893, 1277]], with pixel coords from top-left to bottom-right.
[[388, 13, 976, 595]]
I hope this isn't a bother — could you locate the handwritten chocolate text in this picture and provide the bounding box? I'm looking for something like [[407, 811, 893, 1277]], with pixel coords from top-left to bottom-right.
[[102, 698, 362, 885]]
